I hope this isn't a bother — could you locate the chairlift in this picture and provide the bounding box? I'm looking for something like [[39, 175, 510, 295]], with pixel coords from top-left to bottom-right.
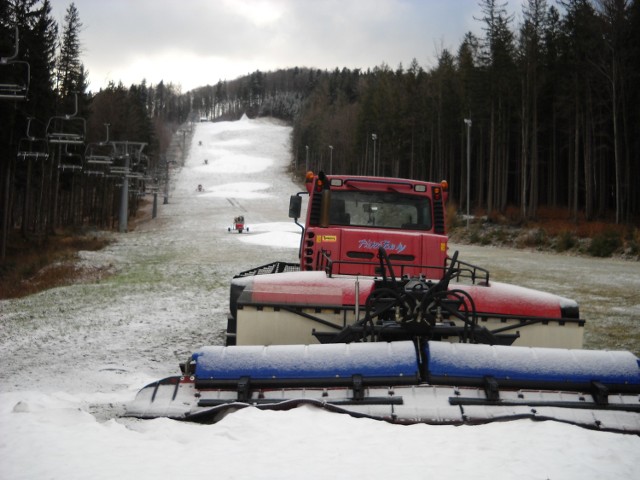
[[109, 141, 147, 176], [46, 93, 86, 145], [84, 123, 114, 166], [17, 118, 49, 161], [83, 143, 114, 175], [85, 143, 115, 167], [83, 169, 105, 177], [0, 27, 30, 101], [109, 165, 129, 176], [17, 137, 49, 161], [130, 154, 149, 179], [111, 141, 147, 166], [58, 144, 83, 171], [83, 144, 113, 175]]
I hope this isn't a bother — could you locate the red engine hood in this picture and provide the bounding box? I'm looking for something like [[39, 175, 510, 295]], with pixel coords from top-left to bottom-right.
[[454, 281, 579, 319], [239, 271, 375, 307], [237, 272, 579, 320]]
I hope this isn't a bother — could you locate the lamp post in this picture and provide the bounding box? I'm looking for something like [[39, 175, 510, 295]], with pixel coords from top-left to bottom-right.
[[329, 145, 333, 174], [464, 118, 472, 228], [118, 152, 130, 232], [305, 145, 309, 172], [163, 155, 176, 205], [179, 129, 187, 164], [371, 133, 377, 176]]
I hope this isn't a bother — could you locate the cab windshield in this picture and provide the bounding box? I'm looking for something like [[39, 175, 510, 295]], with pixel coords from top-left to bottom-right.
[[329, 190, 432, 230]]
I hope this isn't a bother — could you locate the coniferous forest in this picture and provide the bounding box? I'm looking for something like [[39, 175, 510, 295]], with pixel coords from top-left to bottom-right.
[[1, 0, 639, 264]]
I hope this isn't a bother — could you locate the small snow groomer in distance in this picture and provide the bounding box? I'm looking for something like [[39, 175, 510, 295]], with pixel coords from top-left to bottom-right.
[[228, 215, 247, 234], [128, 172, 640, 434]]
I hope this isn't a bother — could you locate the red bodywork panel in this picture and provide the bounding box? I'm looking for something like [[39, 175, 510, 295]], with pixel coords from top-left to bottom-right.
[[453, 281, 575, 319], [312, 227, 447, 278], [239, 271, 375, 308], [238, 271, 574, 320]]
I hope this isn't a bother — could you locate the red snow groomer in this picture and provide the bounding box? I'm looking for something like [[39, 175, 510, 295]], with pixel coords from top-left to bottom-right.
[[225, 171, 584, 349], [228, 215, 248, 233], [128, 171, 640, 434]]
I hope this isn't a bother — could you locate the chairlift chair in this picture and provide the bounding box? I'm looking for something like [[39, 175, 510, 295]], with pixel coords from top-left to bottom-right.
[[109, 166, 129, 176], [17, 119, 49, 161], [130, 153, 149, 178], [109, 141, 147, 177], [83, 169, 105, 177], [46, 93, 86, 145], [46, 116, 86, 145], [84, 123, 113, 171], [0, 61, 30, 100], [17, 137, 49, 161], [84, 142, 115, 171], [58, 144, 83, 171], [112, 141, 147, 165], [0, 27, 30, 101]]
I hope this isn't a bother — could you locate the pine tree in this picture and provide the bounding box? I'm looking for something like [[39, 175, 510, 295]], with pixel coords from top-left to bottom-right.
[[518, 0, 548, 220], [25, 0, 58, 116], [56, 2, 84, 101], [477, 0, 517, 215]]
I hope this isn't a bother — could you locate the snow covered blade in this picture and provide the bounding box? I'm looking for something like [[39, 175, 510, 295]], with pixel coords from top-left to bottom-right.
[[126, 341, 640, 434]]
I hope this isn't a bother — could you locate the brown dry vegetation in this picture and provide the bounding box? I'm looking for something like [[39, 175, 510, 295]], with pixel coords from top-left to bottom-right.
[[0, 200, 154, 300], [0, 231, 112, 300], [447, 203, 640, 260]]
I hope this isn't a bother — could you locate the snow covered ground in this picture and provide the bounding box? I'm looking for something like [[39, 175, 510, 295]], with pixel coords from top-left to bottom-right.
[[1, 117, 639, 480]]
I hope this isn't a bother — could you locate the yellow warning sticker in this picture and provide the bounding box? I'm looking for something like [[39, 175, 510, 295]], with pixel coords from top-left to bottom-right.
[[319, 235, 337, 243]]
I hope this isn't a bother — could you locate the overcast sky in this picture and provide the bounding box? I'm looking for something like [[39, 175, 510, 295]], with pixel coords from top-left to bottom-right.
[[49, 0, 486, 93]]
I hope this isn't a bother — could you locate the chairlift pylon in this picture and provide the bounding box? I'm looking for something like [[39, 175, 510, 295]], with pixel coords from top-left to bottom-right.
[[0, 27, 30, 101]]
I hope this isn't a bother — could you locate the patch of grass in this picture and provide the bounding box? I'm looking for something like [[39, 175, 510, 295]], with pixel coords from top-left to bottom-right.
[[467, 224, 483, 244], [515, 227, 547, 248], [491, 227, 511, 244], [446, 202, 461, 229], [624, 227, 640, 256], [587, 230, 622, 257], [554, 230, 577, 252]]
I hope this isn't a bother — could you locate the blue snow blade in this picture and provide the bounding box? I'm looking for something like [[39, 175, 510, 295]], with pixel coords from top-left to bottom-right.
[[189, 340, 640, 392], [192, 341, 420, 387], [425, 341, 640, 391]]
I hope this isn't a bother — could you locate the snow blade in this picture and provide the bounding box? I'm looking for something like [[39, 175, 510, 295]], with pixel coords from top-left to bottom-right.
[[126, 341, 640, 434]]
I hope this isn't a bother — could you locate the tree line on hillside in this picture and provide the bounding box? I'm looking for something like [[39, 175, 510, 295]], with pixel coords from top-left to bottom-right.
[[189, 0, 639, 226], [0, 0, 189, 261], [2, 0, 639, 267]]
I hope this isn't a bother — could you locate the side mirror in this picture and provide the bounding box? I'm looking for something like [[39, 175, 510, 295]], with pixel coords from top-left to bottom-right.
[[289, 195, 302, 219]]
